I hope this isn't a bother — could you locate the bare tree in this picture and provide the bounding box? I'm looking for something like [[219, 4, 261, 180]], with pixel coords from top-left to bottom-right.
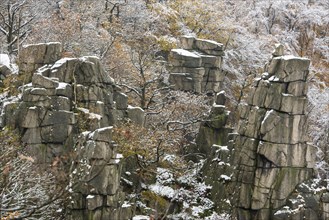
[[0, 128, 66, 219], [105, 0, 128, 23], [0, 0, 36, 54], [118, 40, 170, 110]]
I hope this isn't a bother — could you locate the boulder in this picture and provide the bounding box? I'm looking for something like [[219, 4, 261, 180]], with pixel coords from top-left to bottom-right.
[[21, 128, 42, 144], [280, 94, 307, 114], [0, 54, 13, 77], [85, 141, 114, 161], [21, 106, 46, 128], [49, 58, 78, 83], [195, 39, 224, 52], [127, 106, 145, 126], [168, 37, 225, 93], [40, 124, 73, 143], [267, 55, 310, 82], [257, 142, 316, 168], [272, 43, 284, 57], [32, 73, 59, 89], [40, 110, 75, 126], [169, 73, 202, 93], [89, 127, 113, 143], [287, 81, 307, 96], [0, 64, 11, 77], [197, 53, 222, 67], [260, 111, 307, 144], [87, 195, 103, 211], [56, 83, 73, 98], [179, 35, 195, 49], [216, 91, 226, 105], [30, 88, 56, 96], [169, 49, 202, 68], [113, 91, 128, 110], [19, 42, 62, 64], [75, 56, 114, 85]]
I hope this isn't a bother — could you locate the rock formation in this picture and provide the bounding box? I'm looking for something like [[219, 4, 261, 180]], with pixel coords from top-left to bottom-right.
[[196, 91, 234, 211], [68, 127, 132, 219], [233, 53, 316, 217], [1, 40, 327, 219], [168, 36, 225, 93], [19, 42, 62, 82], [196, 91, 232, 157], [0, 42, 144, 219], [234, 54, 317, 219], [199, 46, 319, 219]]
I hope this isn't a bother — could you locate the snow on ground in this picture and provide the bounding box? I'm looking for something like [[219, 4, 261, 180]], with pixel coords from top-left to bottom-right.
[[0, 54, 10, 67], [132, 215, 150, 220], [149, 184, 176, 198], [156, 167, 175, 185]]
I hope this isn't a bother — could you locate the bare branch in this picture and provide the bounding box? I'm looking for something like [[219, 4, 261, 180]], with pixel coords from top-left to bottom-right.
[[118, 83, 142, 98], [0, 24, 8, 35]]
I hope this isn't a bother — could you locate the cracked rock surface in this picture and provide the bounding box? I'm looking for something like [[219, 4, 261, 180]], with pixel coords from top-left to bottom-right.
[[168, 36, 225, 93], [199, 49, 318, 219]]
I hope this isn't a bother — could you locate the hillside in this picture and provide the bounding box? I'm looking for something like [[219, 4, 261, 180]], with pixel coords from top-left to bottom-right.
[[0, 0, 328, 219]]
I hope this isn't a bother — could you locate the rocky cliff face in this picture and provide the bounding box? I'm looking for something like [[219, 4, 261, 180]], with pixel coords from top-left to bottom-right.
[[168, 36, 225, 93], [69, 127, 133, 219], [1, 40, 327, 219], [233, 53, 316, 219], [0, 42, 144, 219], [198, 46, 324, 219]]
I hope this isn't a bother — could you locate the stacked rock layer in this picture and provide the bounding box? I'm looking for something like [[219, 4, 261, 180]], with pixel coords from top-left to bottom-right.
[[69, 127, 132, 219], [232, 54, 316, 219], [0, 42, 144, 219], [168, 36, 225, 93]]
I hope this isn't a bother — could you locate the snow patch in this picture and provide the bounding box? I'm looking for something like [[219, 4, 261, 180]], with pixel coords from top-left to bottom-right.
[[57, 82, 69, 89], [156, 168, 174, 185], [281, 55, 309, 61], [213, 104, 226, 108], [149, 184, 176, 198], [132, 215, 150, 220], [0, 54, 10, 67], [220, 175, 231, 181], [262, 110, 274, 125], [262, 72, 269, 78], [86, 195, 95, 199], [269, 75, 280, 82], [116, 153, 123, 159], [172, 49, 200, 58], [163, 154, 176, 163], [122, 201, 131, 208], [282, 93, 293, 97], [213, 145, 229, 152], [122, 177, 133, 186]]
